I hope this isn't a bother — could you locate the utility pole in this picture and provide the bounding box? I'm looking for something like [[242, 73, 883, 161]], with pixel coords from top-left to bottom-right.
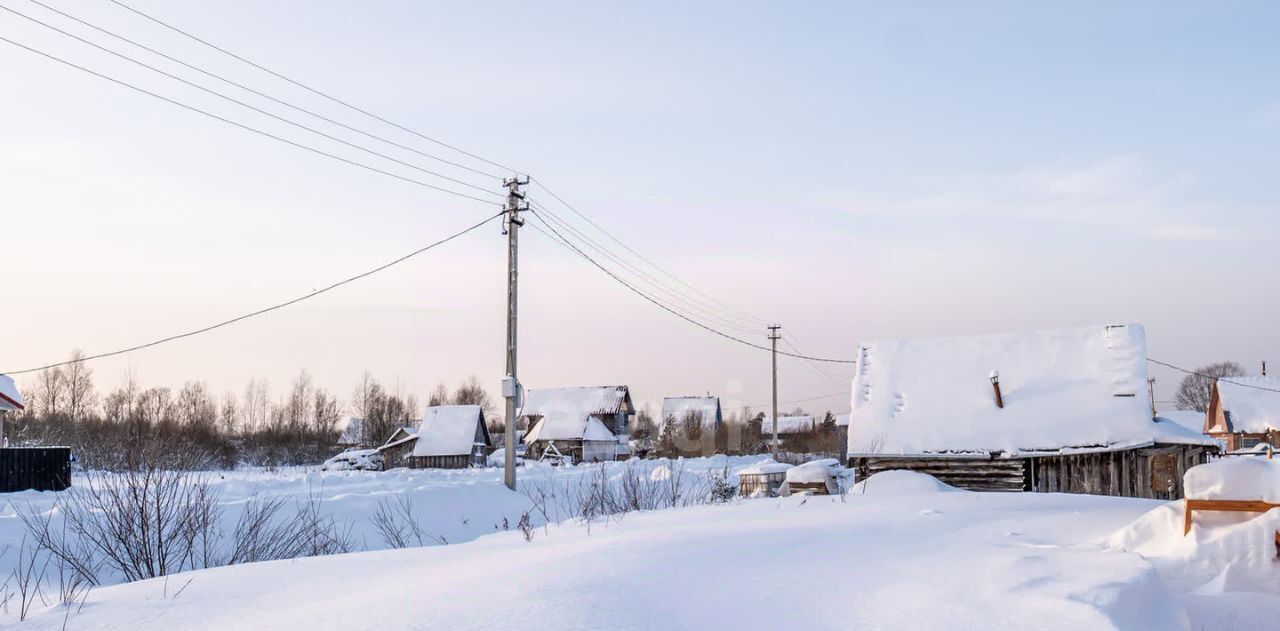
[[768, 325, 781, 458], [502, 177, 528, 491]]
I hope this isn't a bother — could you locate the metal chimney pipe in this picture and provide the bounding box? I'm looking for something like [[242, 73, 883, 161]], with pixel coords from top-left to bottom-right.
[[990, 371, 1004, 409]]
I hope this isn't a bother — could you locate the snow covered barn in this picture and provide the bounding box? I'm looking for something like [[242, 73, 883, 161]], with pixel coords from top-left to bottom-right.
[[661, 396, 723, 431], [406, 405, 490, 469], [521, 386, 634, 463], [1203, 376, 1280, 451], [376, 426, 419, 468], [337, 418, 369, 449], [846, 324, 1219, 499]]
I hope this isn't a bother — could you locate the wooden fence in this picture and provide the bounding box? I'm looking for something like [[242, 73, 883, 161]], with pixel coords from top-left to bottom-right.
[[0, 447, 72, 492]]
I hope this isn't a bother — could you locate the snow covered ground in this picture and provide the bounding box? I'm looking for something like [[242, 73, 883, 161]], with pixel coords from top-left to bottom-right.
[[3, 461, 1277, 630]]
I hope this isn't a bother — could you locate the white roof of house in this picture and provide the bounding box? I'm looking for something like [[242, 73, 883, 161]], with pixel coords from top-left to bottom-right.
[[1216, 376, 1280, 434], [521, 386, 629, 442], [1156, 410, 1206, 435], [1151, 417, 1220, 447], [661, 396, 721, 427], [846, 324, 1158, 457], [0, 374, 23, 411], [835, 414, 850, 428], [411, 405, 485, 457], [763, 416, 816, 435]]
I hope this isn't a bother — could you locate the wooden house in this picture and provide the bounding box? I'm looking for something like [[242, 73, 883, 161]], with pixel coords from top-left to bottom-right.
[[1203, 376, 1280, 451], [407, 405, 490, 469], [521, 386, 634, 463], [846, 324, 1219, 499], [0, 374, 22, 447], [376, 426, 419, 469]]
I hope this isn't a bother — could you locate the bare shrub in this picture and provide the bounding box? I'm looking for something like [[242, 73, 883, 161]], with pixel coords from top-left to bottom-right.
[[369, 495, 444, 549], [10, 535, 49, 621]]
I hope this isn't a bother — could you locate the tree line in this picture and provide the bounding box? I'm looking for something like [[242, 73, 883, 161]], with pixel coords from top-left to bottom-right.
[[3, 350, 496, 470]]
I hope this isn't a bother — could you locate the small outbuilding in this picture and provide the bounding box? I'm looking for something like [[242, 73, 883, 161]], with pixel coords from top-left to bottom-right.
[[521, 386, 634, 463], [407, 405, 490, 469], [376, 427, 419, 469], [847, 324, 1219, 499], [337, 418, 369, 449], [1203, 376, 1280, 451]]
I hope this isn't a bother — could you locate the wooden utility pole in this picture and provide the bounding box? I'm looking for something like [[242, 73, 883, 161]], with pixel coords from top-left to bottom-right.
[[768, 325, 781, 457], [502, 177, 528, 491]]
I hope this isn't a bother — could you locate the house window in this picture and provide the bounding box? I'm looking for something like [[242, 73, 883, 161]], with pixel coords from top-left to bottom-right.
[[1242, 437, 1262, 449]]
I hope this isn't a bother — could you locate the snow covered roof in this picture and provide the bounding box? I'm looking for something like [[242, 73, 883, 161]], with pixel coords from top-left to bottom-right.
[[1214, 376, 1280, 434], [847, 324, 1158, 457], [661, 396, 721, 426], [0, 374, 23, 411], [834, 414, 850, 428], [411, 405, 486, 457], [521, 386, 631, 442], [763, 416, 816, 435], [1150, 417, 1221, 448]]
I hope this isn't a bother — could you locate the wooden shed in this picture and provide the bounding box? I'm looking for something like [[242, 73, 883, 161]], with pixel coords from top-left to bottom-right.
[[846, 324, 1220, 499], [407, 405, 490, 469], [376, 426, 419, 469], [521, 386, 634, 463], [1203, 376, 1280, 452]]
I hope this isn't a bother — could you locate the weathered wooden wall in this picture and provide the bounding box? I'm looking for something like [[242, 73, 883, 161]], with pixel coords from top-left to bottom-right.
[[853, 457, 1026, 492], [855, 444, 1211, 499], [407, 454, 471, 469]]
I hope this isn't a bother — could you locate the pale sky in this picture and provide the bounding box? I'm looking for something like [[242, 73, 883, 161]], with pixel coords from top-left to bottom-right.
[[3, 1, 1279, 416]]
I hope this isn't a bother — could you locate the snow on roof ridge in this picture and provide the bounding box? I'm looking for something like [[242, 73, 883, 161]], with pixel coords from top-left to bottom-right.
[[1215, 375, 1280, 433]]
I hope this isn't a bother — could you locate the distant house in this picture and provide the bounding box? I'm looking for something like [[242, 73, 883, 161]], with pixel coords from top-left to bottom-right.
[[1203, 376, 1280, 451], [846, 324, 1219, 499], [1, 374, 24, 447], [661, 396, 723, 431], [522, 386, 634, 463], [761, 415, 816, 448], [377, 427, 419, 468], [337, 418, 368, 449], [407, 405, 490, 469]]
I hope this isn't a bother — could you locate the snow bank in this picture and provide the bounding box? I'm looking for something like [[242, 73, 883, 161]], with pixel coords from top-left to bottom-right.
[[736, 459, 792, 476], [852, 470, 959, 495], [321, 449, 383, 471], [1110, 501, 1280, 596], [1184, 458, 1280, 503]]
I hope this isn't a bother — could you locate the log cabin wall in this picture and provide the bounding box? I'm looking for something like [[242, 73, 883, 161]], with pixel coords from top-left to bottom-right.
[[856, 444, 1211, 499]]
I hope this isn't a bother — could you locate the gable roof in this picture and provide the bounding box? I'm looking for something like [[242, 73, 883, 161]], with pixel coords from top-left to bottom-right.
[[1151, 416, 1221, 448], [1214, 376, 1280, 434], [763, 416, 816, 435], [834, 414, 850, 428], [521, 386, 631, 442], [411, 405, 487, 457], [661, 396, 722, 426], [0, 374, 23, 411], [847, 324, 1156, 457]]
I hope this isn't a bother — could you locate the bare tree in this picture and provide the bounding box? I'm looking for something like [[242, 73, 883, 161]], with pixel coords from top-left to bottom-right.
[[64, 350, 96, 422], [35, 365, 67, 419], [452, 375, 496, 419], [1176, 361, 1246, 412], [242, 378, 270, 435]]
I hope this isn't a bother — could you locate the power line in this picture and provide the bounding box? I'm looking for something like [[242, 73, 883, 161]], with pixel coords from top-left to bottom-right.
[[106, 0, 524, 177], [2, 212, 504, 376], [1146, 358, 1280, 394], [527, 209, 856, 364], [0, 3, 502, 200], [529, 199, 762, 337], [531, 179, 772, 329], [741, 391, 848, 411], [22, 0, 503, 181], [0, 33, 500, 206]]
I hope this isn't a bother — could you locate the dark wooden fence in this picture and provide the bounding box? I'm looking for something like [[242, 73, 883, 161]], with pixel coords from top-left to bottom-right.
[[0, 447, 72, 492]]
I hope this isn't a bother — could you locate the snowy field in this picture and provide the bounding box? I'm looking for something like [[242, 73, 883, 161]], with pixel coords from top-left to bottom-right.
[[1, 460, 1277, 630]]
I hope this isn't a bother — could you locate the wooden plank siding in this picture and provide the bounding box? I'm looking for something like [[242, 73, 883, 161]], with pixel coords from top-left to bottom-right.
[[855, 444, 1212, 499], [407, 454, 473, 469]]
